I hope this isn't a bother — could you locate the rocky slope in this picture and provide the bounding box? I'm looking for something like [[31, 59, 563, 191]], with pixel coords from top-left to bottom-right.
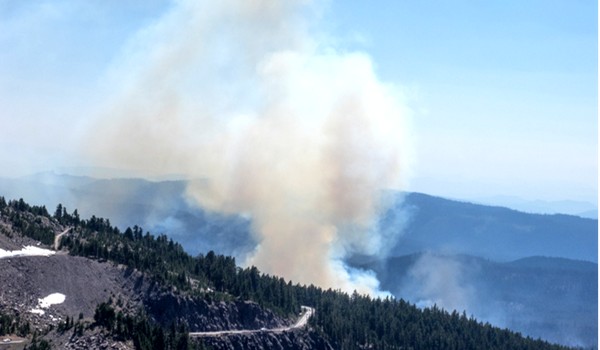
[[199, 329, 332, 350], [0, 254, 143, 326]]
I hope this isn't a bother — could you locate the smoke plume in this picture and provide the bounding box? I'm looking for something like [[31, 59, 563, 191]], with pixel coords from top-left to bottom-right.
[[401, 253, 475, 312], [87, 0, 412, 295]]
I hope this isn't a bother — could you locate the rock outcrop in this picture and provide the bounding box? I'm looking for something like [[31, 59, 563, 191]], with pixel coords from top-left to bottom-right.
[[199, 329, 334, 350]]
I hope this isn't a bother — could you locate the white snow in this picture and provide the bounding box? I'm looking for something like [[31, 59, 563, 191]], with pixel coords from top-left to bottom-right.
[[38, 293, 66, 308], [29, 309, 45, 315], [29, 293, 66, 316], [0, 245, 55, 259]]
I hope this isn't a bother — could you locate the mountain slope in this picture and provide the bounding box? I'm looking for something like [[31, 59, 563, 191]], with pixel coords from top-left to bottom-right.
[[359, 252, 597, 348], [382, 192, 598, 262], [0, 196, 572, 350]]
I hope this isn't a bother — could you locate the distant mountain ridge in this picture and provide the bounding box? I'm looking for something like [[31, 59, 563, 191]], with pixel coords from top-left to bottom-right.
[[472, 195, 598, 219], [0, 174, 596, 263], [382, 192, 598, 262], [507, 255, 597, 271]]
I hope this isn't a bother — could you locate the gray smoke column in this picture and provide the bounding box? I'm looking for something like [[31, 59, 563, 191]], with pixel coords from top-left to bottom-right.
[[87, 0, 413, 295]]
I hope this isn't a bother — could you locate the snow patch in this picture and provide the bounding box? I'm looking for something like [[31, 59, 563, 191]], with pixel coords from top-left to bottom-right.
[[38, 293, 66, 308], [29, 293, 66, 316], [0, 245, 55, 259]]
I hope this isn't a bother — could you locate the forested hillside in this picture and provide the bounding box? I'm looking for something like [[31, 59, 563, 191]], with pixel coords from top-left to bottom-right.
[[0, 196, 574, 349]]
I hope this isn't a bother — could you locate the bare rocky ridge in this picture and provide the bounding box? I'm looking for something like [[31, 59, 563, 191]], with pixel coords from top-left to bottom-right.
[[0, 255, 144, 320]]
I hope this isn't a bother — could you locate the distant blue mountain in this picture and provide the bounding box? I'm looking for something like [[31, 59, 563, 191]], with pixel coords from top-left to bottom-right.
[[382, 192, 597, 262], [472, 195, 598, 219], [359, 253, 597, 348], [0, 176, 596, 263]]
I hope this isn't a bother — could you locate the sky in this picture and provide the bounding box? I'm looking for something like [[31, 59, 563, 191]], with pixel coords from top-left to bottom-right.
[[0, 0, 597, 204]]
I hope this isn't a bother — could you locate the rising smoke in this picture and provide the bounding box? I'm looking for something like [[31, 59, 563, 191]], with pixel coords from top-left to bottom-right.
[[400, 253, 476, 312], [87, 0, 412, 295]]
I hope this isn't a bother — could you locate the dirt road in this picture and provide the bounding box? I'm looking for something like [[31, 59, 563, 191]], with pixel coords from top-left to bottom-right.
[[54, 228, 71, 250], [189, 306, 314, 338]]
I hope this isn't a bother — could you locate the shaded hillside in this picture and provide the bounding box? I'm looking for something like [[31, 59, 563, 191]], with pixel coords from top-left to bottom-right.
[[0, 196, 572, 350], [360, 253, 597, 348], [383, 192, 598, 262]]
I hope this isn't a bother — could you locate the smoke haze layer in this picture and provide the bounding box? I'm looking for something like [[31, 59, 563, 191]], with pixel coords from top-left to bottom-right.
[[86, 0, 412, 294]]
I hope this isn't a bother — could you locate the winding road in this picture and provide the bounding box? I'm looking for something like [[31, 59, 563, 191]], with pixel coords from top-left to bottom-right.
[[189, 306, 314, 338]]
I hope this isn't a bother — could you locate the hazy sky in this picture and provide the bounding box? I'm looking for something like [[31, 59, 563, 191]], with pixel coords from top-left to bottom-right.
[[0, 0, 597, 203]]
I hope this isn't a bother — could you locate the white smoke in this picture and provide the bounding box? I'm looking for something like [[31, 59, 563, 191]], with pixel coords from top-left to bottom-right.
[[401, 253, 475, 312], [86, 0, 413, 295]]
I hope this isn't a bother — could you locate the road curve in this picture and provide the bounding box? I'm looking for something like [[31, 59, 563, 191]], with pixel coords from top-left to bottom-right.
[[189, 306, 314, 338]]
